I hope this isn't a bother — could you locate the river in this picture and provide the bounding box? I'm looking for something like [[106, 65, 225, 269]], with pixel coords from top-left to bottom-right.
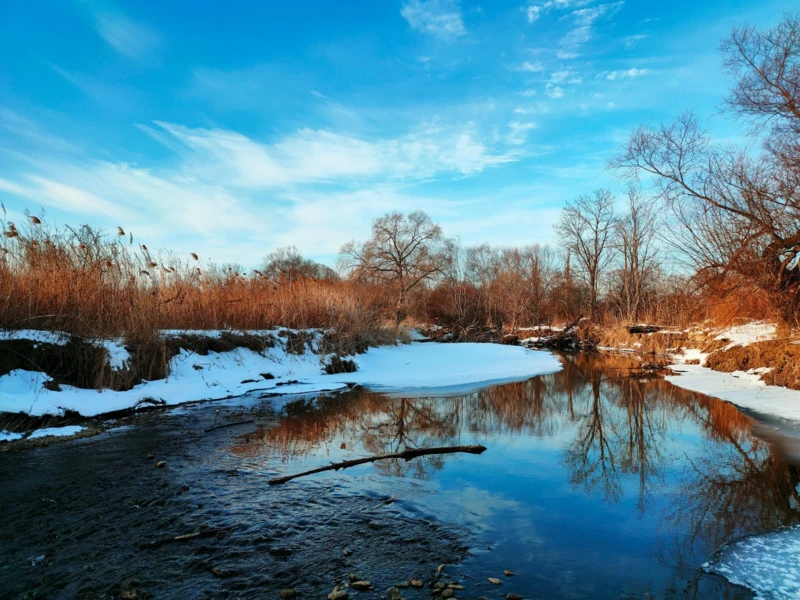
[[1, 352, 798, 599]]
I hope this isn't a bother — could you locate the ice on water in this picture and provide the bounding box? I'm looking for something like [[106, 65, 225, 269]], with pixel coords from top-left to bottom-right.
[[703, 525, 800, 599]]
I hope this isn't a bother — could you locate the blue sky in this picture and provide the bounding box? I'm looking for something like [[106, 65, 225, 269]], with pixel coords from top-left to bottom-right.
[[0, 0, 794, 265]]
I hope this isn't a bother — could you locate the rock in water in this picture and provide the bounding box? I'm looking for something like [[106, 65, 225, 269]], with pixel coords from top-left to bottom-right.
[[506, 594, 523, 600], [488, 578, 501, 585], [386, 587, 402, 600], [350, 581, 371, 590], [441, 590, 455, 599], [503, 571, 515, 577], [409, 580, 424, 588], [155, 460, 166, 468], [348, 573, 359, 583], [280, 590, 297, 599], [211, 566, 236, 578], [448, 584, 464, 590], [328, 591, 349, 600]]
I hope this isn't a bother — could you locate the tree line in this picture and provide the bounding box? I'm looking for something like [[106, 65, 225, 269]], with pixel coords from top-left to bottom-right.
[[338, 13, 800, 333]]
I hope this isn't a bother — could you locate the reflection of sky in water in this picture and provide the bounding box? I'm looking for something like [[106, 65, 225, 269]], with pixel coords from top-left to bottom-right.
[[233, 353, 799, 600]]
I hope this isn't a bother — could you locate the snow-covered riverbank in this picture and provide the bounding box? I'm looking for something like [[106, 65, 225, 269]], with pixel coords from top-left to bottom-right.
[[0, 333, 562, 420], [666, 361, 800, 426]]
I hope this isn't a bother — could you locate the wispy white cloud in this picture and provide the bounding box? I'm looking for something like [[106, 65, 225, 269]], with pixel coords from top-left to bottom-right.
[[557, 49, 579, 59], [545, 83, 564, 99], [605, 67, 648, 80], [507, 121, 538, 145], [550, 70, 582, 84], [560, 2, 625, 52], [514, 102, 549, 115], [571, 2, 624, 26], [152, 120, 516, 186], [624, 34, 646, 48], [526, 4, 548, 23], [0, 111, 526, 260], [516, 60, 545, 72], [401, 0, 466, 39], [561, 26, 591, 47], [91, 11, 159, 58]]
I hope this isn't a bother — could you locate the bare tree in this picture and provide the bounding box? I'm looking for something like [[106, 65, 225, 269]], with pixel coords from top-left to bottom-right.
[[612, 186, 660, 322], [555, 190, 617, 321], [339, 211, 449, 324], [260, 246, 337, 282], [610, 13, 800, 329]]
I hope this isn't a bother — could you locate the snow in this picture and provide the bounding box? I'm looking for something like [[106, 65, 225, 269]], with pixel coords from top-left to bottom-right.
[[703, 526, 800, 599], [666, 363, 800, 424], [344, 342, 562, 395], [27, 425, 85, 439], [0, 430, 24, 442], [0, 329, 70, 345], [0, 341, 562, 418], [96, 339, 130, 369], [715, 321, 777, 349], [674, 348, 709, 366]]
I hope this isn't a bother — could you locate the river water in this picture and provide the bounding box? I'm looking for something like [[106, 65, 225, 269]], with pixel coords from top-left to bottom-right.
[[1, 353, 798, 599]]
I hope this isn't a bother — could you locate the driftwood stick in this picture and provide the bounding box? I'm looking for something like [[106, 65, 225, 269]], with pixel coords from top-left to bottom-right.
[[268, 445, 488, 485]]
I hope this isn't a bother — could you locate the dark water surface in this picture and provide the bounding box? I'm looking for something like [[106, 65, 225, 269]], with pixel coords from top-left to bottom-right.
[[1, 353, 799, 599]]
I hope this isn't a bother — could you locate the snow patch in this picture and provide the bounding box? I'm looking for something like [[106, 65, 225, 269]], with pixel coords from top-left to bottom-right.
[[703, 526, 800, 599], [0, 342, 562, 418], [0, 329, 70, 345], [27, 425, 85, 439], [95, 339, 130, 369], [715, 321, 776, 349], [0, 430, 24, 442], [666, 363, 800, 424], [673, 348, 709, 366]]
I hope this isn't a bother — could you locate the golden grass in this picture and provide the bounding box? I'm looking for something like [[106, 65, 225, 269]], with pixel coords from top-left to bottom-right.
[[705, 340, 800, 390], [0, 217, 387, 346]]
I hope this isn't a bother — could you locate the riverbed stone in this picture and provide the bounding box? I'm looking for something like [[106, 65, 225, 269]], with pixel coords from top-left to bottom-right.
[[409, 580, 424, 588], [348, 573, 359, 583], [280, 589, 297, 599], [506, 594, 523, 600], [448, 584, 464, 590], [387, 586, 402, 600], [488, 578, 501, 585], [155, 460, 166, 468], [441, 589, 455, 599], [350, 581, 371, 590], [328, 591, 348, 600], [503, 571, 515, 577]]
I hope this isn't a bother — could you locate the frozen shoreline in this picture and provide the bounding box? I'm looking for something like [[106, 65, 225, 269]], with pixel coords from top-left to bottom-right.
[[0, 336, 563, 420], [666, 363, 800, 428]]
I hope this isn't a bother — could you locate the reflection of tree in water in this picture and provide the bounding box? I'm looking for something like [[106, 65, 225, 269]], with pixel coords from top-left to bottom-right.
[[232, 377, 570, 479], [230, 352, 800, 597], [561, 354, 668, 508]]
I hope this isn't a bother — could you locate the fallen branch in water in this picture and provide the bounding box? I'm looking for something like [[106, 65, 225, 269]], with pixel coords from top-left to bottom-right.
[[268, 445, 488, 485]]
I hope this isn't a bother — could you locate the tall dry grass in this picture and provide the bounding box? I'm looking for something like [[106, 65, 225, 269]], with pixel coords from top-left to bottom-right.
[[0, 215, 388, 350]]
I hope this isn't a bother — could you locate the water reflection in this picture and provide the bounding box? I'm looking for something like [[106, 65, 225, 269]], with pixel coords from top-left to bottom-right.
[[232, 353, 800, 599]]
